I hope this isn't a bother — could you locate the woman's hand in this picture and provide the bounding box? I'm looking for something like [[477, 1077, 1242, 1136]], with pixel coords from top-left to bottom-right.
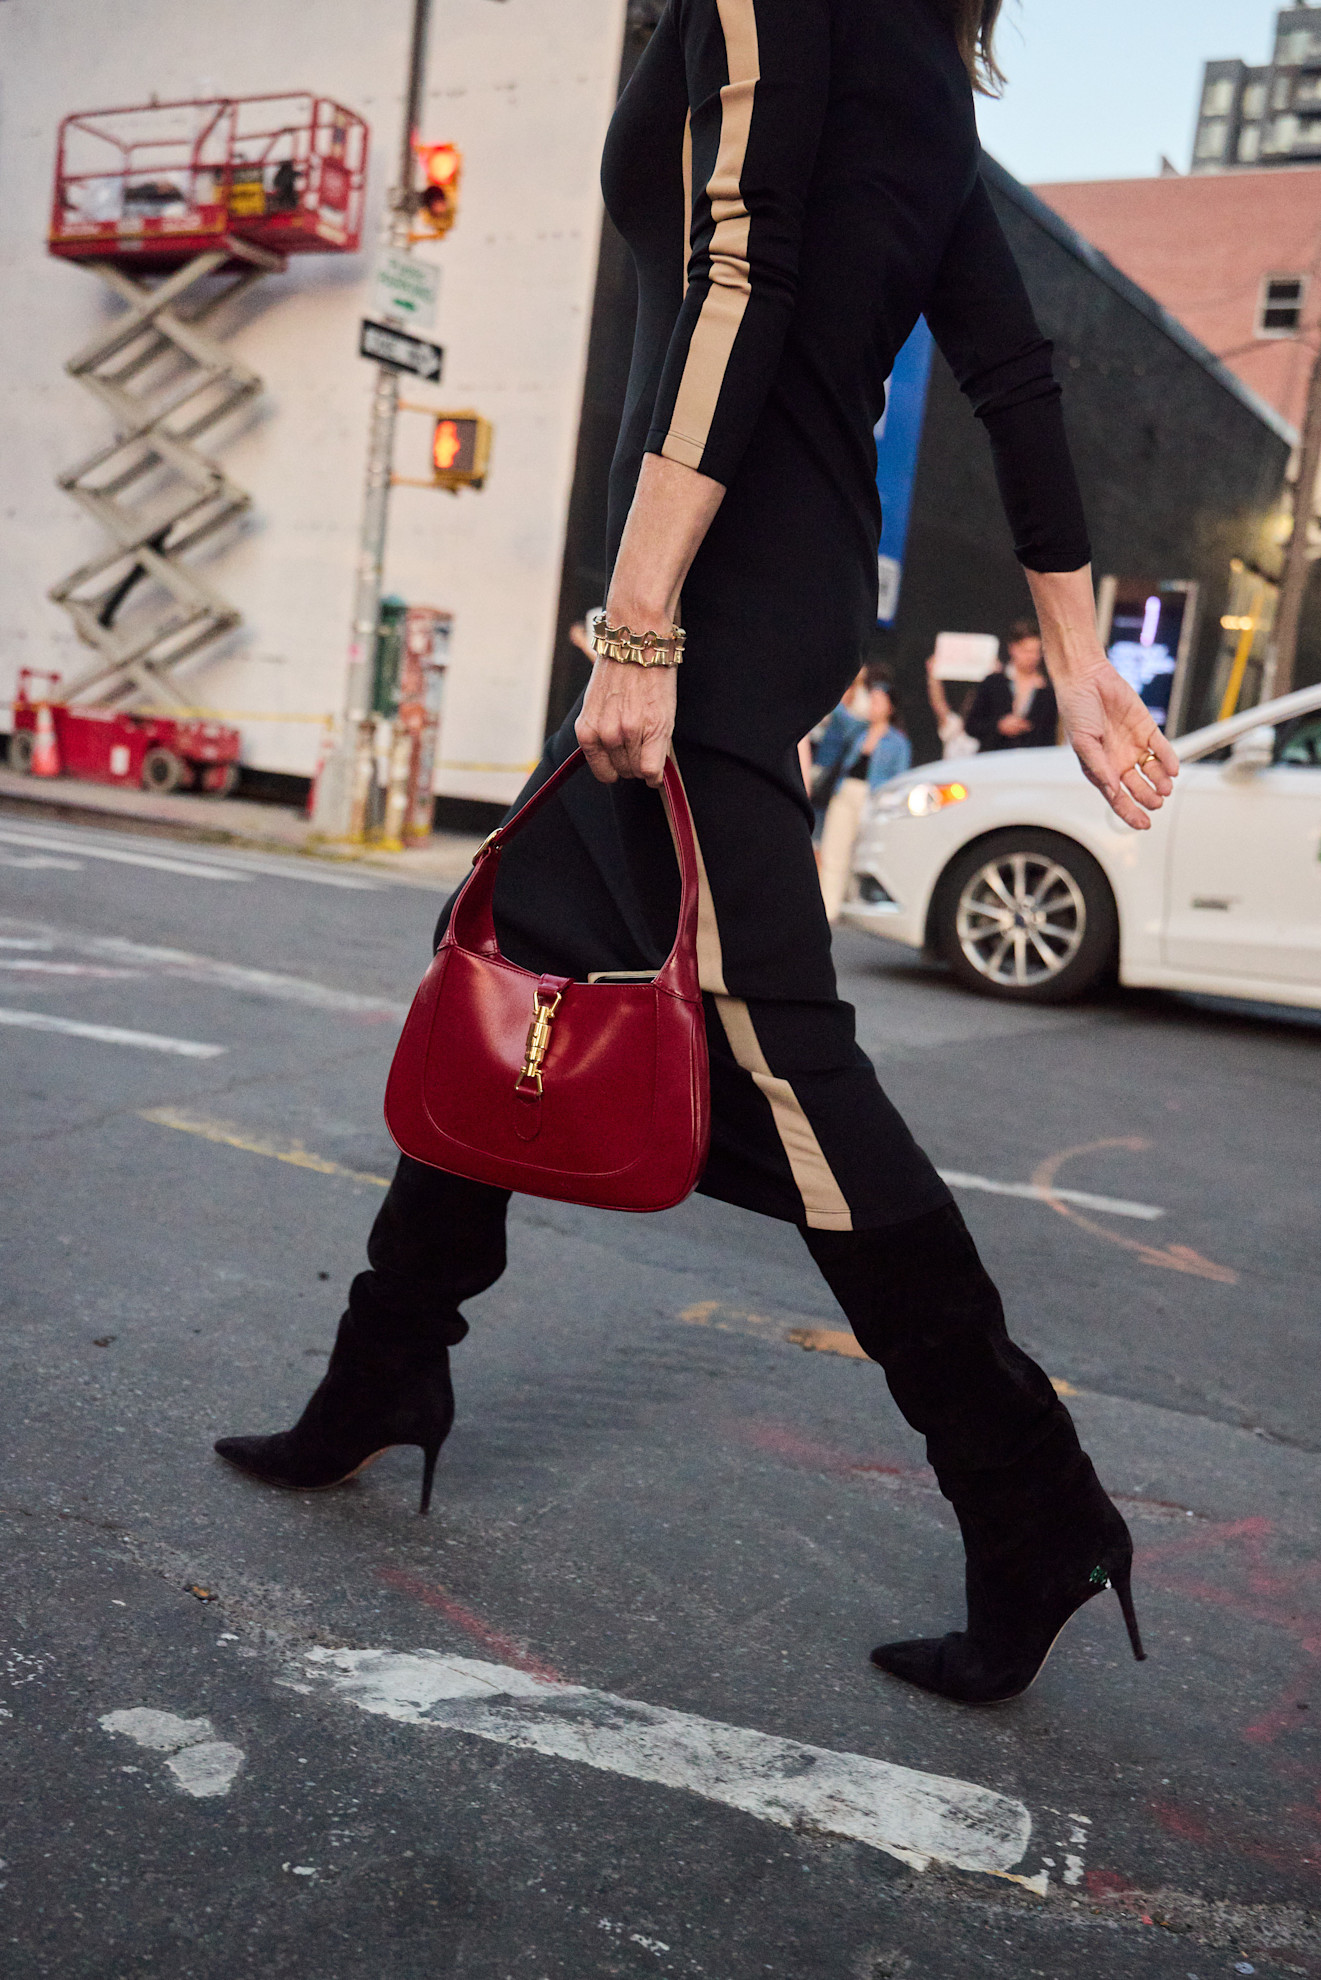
[[1026, 564, 1179, 831], [576, 652, 677, 787], [1053, 662, 1180, 831]]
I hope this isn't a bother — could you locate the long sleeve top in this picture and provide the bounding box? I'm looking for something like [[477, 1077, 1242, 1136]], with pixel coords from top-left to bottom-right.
[[605, 0, 1091, 576]]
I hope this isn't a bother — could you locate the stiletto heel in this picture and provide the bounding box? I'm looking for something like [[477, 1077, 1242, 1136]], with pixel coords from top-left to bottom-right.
[[1112, 1562, 1147, 1662], [215, 1320, 455, 1513], [870, 1432, 1150, 1704], [419, 1440, 441, 1516]]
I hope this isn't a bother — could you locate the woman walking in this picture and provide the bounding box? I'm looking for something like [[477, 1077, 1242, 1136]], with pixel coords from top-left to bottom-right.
[[218, 0, 1178, 1704], [815, 667, 910, 922]]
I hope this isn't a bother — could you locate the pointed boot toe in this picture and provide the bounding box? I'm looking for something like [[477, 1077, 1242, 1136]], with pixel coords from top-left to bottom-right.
[[213, 1431, 334, 1490], [870, 1634, 949, 1686]]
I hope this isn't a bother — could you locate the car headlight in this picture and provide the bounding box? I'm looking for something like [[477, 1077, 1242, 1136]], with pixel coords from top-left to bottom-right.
[[872, 780, 970, 818]]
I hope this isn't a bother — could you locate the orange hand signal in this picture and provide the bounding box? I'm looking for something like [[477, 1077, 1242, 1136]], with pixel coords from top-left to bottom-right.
[[433, 420, 462, 472]]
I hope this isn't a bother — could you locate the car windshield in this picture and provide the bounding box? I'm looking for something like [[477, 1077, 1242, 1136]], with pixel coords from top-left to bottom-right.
[[1277, 713, 1321, 766]]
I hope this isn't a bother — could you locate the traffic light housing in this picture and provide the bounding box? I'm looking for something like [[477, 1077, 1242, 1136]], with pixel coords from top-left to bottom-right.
[[431, 411, 491, 490], [413, 142, 461, 238]]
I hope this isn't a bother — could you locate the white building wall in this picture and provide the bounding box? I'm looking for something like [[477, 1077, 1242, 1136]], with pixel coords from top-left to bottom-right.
[[0, 0, 625, 802]]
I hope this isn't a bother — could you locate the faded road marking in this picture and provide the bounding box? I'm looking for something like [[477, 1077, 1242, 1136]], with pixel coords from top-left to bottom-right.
[[0, 958, 142, 979], [376, 1569, 565, 1680], [1031, 1139, 1237, 1284], [0, 1009, 225, 1057], [937, 1167, 1163, 1222], [0, 825, 384, 891], [0, 826, 251, 882], [305, 1647, 1039, 1882], [787, 1326, 869, 1360], [99, 1708, 244, 1798], [140, 1109, 391, 1185], [0, 917, 407, 1018]]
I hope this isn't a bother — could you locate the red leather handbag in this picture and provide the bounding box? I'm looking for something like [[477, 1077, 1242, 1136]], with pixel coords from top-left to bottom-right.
[[384, 748, 710, 1212]]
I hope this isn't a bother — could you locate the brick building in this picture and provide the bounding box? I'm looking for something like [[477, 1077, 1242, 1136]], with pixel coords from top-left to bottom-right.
[[1034, 169, 1321, 432]]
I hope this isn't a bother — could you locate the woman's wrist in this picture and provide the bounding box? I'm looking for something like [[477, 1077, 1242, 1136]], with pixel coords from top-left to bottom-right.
[[601, 593, 680, 634]]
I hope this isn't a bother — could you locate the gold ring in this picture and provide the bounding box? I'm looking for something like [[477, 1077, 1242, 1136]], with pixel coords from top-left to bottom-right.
[[1136, 747, 1157, 770]]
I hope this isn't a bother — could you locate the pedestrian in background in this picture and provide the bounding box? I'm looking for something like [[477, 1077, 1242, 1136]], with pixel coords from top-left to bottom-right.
[[966, 617, 1057, 750], [924, 651, 980, 759], [806, 664, 869, 833], [815, 666, 911, 921]]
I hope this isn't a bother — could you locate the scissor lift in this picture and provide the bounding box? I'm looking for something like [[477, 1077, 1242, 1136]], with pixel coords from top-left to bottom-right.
[[46, 95, 367, 712]]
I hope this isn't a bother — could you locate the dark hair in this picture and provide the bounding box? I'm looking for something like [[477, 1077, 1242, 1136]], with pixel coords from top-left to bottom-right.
[[862, 663, 905, 733], [941, 0, 1006, 95], [1005, 618, 1040, 647]]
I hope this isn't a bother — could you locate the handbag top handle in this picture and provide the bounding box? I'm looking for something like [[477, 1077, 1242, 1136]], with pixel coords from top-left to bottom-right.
[[447, 748, 703, 1004]]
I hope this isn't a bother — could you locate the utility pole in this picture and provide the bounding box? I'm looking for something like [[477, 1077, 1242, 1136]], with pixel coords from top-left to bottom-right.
[[312, 0, 433, 836], [1267, 333, 1321, 702]]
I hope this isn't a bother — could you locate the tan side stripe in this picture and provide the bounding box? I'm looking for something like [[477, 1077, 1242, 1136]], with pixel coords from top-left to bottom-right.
[[681, 112, 693, 299], [715, 999, 853, 1232], [682, 778, 852, 1232], [662, 0, 760, 468]]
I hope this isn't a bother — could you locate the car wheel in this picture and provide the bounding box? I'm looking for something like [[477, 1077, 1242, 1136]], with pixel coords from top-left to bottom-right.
[[933, 829, 1117, 1004], [8, 730, 34, 774], [142, 746, 184, 794]]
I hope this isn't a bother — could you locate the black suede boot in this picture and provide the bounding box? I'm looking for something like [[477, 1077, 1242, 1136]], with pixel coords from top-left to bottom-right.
[[873, 1423, 1144, 1703], [214, 1304, 457, 1512], [215, 1159, 509, 1515], [804, 1202, 1145, 1701]]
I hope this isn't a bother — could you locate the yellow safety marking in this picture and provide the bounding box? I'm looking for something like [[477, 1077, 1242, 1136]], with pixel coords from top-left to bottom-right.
[[139, 1107, 391, 1187], [1030, 1138, 1238, 1284], [682, 1301, 1080, 1394], [785, 1326, 868, 1360]]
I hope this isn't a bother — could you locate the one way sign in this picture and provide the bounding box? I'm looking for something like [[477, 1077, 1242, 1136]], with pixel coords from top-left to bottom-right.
[[359, 319, 444, 382]]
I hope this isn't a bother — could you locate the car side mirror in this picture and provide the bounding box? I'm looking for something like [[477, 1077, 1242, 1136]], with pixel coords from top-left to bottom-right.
[[1226, 724, 1274, 775]]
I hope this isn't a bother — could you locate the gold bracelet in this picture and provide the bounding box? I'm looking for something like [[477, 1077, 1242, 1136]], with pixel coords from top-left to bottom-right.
[[589, 610, 686, 668]]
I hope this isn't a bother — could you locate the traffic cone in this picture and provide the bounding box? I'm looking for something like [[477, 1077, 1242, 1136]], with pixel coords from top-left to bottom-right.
[[31, 703, 61, 779]]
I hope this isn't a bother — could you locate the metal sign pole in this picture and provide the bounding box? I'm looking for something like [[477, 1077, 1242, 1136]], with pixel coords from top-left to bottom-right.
[[313, 0, 433, 836]]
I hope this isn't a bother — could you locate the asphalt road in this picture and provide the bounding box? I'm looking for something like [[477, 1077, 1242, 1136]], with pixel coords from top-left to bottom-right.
[[2, 811, 1319, 1980]]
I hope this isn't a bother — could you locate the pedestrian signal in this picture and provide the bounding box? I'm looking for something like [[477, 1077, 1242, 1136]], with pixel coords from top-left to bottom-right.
[[413, 142, 462, 238], [430, 411, 491, 490]]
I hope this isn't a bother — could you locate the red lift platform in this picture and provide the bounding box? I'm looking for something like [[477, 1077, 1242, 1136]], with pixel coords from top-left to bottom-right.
[[49, 94, 368, 271], [20, 96, 368, 792]]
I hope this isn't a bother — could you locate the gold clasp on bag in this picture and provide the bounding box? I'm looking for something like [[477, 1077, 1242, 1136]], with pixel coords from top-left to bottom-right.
[[517, 988, 563, 1096]]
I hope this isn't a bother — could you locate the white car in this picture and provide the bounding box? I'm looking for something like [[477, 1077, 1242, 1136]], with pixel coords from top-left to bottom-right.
[[842, 682, 1321, 1008]]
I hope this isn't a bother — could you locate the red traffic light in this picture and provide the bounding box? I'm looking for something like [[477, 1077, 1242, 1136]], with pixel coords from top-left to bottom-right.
[[411, 143, 462, 238], [421, 142, 460, 188]]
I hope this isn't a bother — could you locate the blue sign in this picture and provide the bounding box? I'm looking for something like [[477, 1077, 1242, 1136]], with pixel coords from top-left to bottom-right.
[[874, 317, 935, 625]]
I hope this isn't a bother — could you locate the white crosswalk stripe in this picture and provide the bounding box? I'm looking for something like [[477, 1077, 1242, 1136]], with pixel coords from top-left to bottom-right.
[[306, 1647, 1044, 1885], [0, 1008, 225, 1057]]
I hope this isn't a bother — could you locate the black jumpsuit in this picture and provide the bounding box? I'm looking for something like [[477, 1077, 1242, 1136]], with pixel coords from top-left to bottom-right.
[[235, 0, 1103, 1531], [484, 0, 1092, 1234]]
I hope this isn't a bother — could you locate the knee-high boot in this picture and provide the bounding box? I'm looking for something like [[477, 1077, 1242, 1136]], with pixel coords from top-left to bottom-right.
[[215, 1158, 510, 1514], [804, 1201, 1145, 1702]]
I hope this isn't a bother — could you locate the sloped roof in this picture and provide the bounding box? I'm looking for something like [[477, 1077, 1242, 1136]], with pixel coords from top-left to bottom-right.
[[985, 154, 1299, 447]]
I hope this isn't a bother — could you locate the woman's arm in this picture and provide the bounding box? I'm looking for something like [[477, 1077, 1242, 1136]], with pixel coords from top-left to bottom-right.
[[577, 0, 831, 787], [576, 455, 724, 786], [925, 178, 1179, 823]]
